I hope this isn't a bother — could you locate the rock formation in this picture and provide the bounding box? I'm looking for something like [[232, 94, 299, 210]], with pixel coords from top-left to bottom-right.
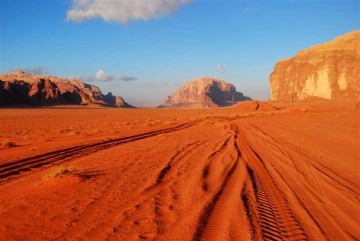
[[0, 71, 134, 107], [162, 77, 251, 108], [270, 30, 360, 102], [103, 92, 133, 108]]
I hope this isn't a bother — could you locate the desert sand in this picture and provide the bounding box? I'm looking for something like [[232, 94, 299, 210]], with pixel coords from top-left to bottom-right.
[[0, 101, 359, 241]]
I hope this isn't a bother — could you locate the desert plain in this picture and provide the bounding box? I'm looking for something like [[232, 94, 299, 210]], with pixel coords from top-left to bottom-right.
[[0, 100, 359, 241]]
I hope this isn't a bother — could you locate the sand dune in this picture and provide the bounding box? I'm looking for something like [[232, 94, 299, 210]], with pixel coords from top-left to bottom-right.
[[0, 101, 359, 240]]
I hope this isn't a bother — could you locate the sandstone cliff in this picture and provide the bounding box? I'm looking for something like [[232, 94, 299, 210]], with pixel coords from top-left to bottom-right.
[[0, 71, 134, 107], [270, 30, 360, 102], [162, 77, 251, 108]]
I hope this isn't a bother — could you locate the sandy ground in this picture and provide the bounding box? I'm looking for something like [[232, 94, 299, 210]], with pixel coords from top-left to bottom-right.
[[0, 101, 359, 241]]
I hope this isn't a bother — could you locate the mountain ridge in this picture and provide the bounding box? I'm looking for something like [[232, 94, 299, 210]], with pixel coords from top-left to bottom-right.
[[0, 71, 134, 108]]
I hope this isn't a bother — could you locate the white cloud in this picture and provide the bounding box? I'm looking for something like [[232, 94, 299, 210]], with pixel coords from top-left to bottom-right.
[[69, 70, 137, 82], [95, 69, 113, 81], [14, 66, 47, 75], [68, 70, 112, 82], [217, 63, 225, 73], [116, 74, 137, 81], [68, 74, 93, 82], [68, 74, 82, 80], [240, 7, 250, 14], [67, 0, 192, 24]]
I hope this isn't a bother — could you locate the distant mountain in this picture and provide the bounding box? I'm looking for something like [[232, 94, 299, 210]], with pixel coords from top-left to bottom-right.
[[0, 71, 134, 108], [270, 30, 360, 102], [161, 77, 251, 108]]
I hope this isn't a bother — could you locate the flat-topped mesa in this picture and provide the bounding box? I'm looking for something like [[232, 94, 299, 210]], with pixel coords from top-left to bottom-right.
[[163, 77, 251, 108], [269, 30, 360, 102], [0, 71, 134, 107]]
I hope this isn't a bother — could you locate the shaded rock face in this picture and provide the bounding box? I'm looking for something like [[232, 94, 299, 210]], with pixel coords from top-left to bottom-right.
[[163, 77, 251, 108], [103, 92, 134, 108], [0, 79, 61, 105], [0, 71, 133, 107], [270, 30, 360, 102]]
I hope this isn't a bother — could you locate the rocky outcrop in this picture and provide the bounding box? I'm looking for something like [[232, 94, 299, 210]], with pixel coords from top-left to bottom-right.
[[234, 101, 278, 112], [270, 30, 360, 102], [0, 71, 134, 107], [162, 77, 251, 108], [103, 92, 133, 108]]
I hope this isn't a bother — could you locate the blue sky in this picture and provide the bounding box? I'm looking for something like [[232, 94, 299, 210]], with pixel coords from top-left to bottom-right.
[[1, 0, 359, 106]]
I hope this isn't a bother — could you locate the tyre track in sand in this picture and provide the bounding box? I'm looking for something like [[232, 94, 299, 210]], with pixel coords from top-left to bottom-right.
[[106, 139, 209, 240], [237, 127, 308, 241], [59, 139, 205, 241], [111, 123, 245, 240], [243, 123, 360, 240], [249, 124, 360, 195], [192, 123, 242, 241], [0, 122, 197, 183], [192, 121, 307, 241]]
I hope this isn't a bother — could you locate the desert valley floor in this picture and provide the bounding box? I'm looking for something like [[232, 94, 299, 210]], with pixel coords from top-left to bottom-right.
[[0, 101, 359, 241]]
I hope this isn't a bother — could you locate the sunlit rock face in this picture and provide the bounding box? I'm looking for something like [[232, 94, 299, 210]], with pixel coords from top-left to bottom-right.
[[270, 30, 360, 102], [163, 77, 251, 108], [0, 71, 133, 107]]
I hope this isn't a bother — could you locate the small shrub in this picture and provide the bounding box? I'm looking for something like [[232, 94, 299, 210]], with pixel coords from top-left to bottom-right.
[[1, 139, 16, 148], [59, 128, 73, 133], [43, 167, 77, 180], [68, 131, 80, 136]]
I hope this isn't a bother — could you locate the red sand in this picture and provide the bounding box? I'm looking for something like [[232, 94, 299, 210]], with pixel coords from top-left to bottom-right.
[[0, 101, 359, 241]]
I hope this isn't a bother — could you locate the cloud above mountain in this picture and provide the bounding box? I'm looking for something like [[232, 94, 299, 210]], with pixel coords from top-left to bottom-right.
[[67, 0, 192, 24], [116, 74, 137, 81], [69, 69, 137, 82], [217, 63, 225, 73], [95, 69, 113, 81], [13, 66, 47, 75]]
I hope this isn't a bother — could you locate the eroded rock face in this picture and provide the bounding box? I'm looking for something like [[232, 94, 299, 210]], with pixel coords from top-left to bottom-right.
[[270, 30, 360, 102], [0, 71, 133, 107], [163, 77, 251, 108]]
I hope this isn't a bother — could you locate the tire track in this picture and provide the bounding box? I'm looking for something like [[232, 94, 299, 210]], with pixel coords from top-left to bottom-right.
[[100, 140, 209, 240], [54, 134, 205, 240], [201, 135, 232, 192], [0, 122, 196, 183], [192, 125, 241, 241], [238, 128, 308, 241], [241, 182, 262, 241], [156, 140, 205, 185], [249, 124, 360, 194], [246, 165, 307, 241], [241, 123, 360, 240], [192, 158, 238, 241]]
